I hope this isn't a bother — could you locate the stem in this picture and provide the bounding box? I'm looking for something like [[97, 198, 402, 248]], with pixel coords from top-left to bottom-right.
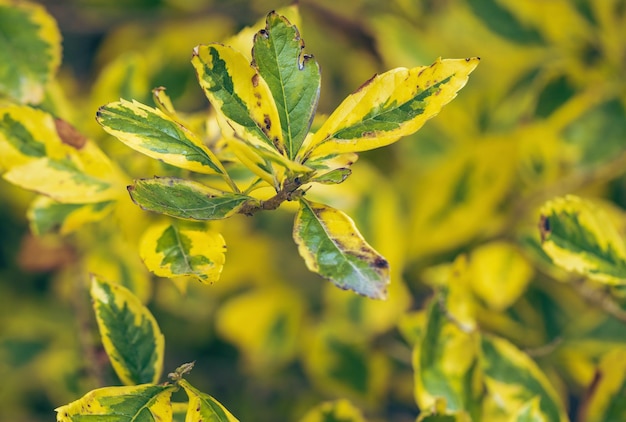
[[238, 176, 306, 216]]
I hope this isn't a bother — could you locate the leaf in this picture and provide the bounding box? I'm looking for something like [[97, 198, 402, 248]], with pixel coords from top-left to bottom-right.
[[55, 383, 174, 422], [293, 199, 390, 299], [512, 398, 547, 422], [299, 57, 480, 161], [539, 195, 626, 284], [96, 99, 230, 178], [180, 379, 239, 422], [466, 0, 544, 44], [579, 348, 626, 422], [3, 157, 116, 204], [480, 334, 568, 422], [299, 399, 366, 422], [128, 177, 254, 220], [140, 222, 226, 283], [90, 275, 164, 385], [0, 1, 61, 104], [311, 168, 352, 184], [28, 195, 115, 235], [252, 12, 320, 159]]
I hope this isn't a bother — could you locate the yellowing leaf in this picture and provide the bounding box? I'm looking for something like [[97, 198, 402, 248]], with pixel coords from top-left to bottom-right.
[[299, 399, 366, 422], [539, 195, 626, 284], [480, 334, 568, 422], [28, 195, 115, 235], [579, 348, 626, 422], [469, 242, 534, 311], [300, 57, 480, 161], [90, 275, 164, 385], [140, 222, 226, 284], [0, 0, 61, 104], [55, 383, 174, 422], [180, 379, 239, 422], [96, 99, 232, 180], [3, 157, 117, 204]]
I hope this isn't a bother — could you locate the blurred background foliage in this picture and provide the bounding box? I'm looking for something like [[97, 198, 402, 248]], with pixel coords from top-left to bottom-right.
[[1, 0, 626, 421]]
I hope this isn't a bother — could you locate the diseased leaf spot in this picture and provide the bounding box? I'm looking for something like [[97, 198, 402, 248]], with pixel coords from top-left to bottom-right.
[[264, 115, 271, 130], [539, 214, 551, 242], [374, 257, 389, 269], [251, 74, 259, 87]]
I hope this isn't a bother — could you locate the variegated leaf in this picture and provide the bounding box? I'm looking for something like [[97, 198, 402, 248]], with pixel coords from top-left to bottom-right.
[[180, 379, 239, 422], [140, 222, 226, 283], [28, 195, 115, 235], [299, 399, 366, 422], [0, 0, 61, 104], [539, 195, 626, 284], [579, 348, 626, 422], [252, 12, 320, 159], [293, 198, 389, 299], [55, 383, 175, 422], [299, 57, 480, 161], [90, 275, 164, 385], [128, 177, 254, 220]]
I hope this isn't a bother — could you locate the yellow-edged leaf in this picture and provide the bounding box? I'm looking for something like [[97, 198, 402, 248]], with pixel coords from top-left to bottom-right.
[[27, 195, 115, 235], [299, 57, 480, 161], [299, 399, 366, 422], [579, 348, 626, 422], [90, 275, 164, 385], [539, 195, 626, 284], [140, 222, 226, 284], [180, 379, 239, 422], [55, 383, 174, 422]]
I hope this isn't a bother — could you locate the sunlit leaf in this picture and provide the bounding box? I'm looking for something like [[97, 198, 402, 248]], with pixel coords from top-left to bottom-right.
[[97, 99, 230, 178], [300, 57, 480, 161], [90, 275, 164, 385], [539, 195, 626, 284], [252, 12, 320, 159], [299, 399, 366, 422], [311, 168, 352, 184], [512, 397, 547, 422], [0, 0, 61, 104], [180, 379, 239, 422], [3, 157, 116, 204], [129, 177, 254, 220], [28, 195, 115, 235], [55, 383, 174, 422], [480, 334, 568, 422], [579, 348, 626, 422], [140, 222, 226, 284], [293, 198, 389, 299]]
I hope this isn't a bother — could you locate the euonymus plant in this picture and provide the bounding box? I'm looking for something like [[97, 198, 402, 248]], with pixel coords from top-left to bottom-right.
[[95, 11, 479, 300]]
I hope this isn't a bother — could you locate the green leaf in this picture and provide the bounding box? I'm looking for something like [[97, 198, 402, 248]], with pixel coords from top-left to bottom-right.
[[293, 199, 389, 299], [180, 379, 239, 422], [128, 177, 254, 220], [55, 383, 175, 422], [140, 222, 226, 283], [0, 1, 61, 104], [3, 157, 116, 204], [299, 399, 366, 422], [539, 195, 626, 284], [299, 57, 480, 161], [96, 99, 230, 178], [252, 12, 320, 159], [480, 334, 568, 422], [466, 0, 544, 44], [579, 348, 626, 422], [90, 275, 164, 385], [311, 168, 352, 184], [28, 195, 115, 235]]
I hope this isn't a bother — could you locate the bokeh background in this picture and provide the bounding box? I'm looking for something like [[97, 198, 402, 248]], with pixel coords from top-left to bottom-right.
[[1, 0, 626, 421]]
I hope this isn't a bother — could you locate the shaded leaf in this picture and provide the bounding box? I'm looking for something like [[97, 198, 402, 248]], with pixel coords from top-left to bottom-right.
[[180, 379, 239, 422], [90, 275, 164, 385], [466, 0, 544, 44], [579, 348, 626, 422], [140, 222, 226, 283], [293, 199, 389, 299], [311, 168, 352, 184], [55, 383, 174, 422], [0, 1, 61, 104], [97, 99, 230, 178], [300, 57, 480, 161], [252, 12, 320, 159], [299, 399, 366, 422], [539, 195, 626, 284], [28, 195, 115, 235], [128, 177, 254, 220]]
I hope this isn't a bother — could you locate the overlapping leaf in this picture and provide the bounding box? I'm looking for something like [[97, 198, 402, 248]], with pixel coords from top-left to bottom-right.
[[299, 57, 480, 161], [539, 195, 626, 284], [299, 399, 366, 422], [28, 195, 115, 235], [140, 222, 226, 283], [55, 383, 174, 422], [180, 379, 239, 422], [293, 198, 389, 299], [128, 177, 254, 220], [90, 275, 164, 385], [252, 12, 320, 159], [0, 0, 61, 104], [579, 348, 626, 422]]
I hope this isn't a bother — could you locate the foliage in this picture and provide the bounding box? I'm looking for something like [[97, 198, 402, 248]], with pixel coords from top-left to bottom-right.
[[2, 1, 626, 421]]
